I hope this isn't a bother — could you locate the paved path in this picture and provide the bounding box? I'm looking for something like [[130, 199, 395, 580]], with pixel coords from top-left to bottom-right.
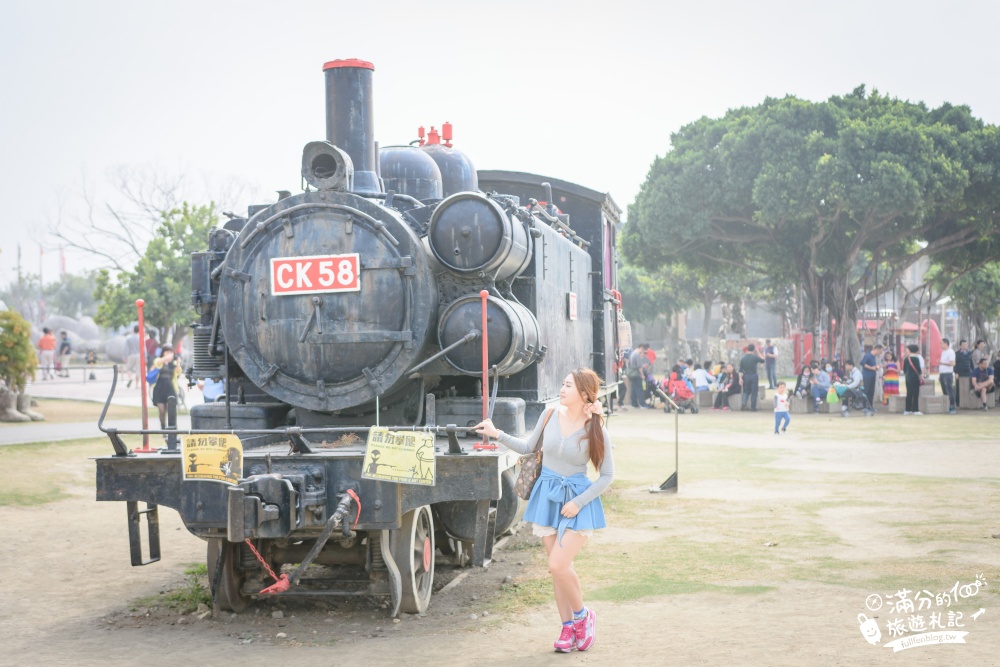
[[4, 372, 199, 446], [0, 416, 194, 447]]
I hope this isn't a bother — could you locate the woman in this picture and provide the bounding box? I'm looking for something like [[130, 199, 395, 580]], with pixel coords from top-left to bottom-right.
[[691, 362, 715, 392], [882, 351, 899, 405], [475, 368, 613, 653], [903, 344, 924, 415], [151, 344, 183, 429], [792, 365, 813, 400], [713, 363, 741, 410]]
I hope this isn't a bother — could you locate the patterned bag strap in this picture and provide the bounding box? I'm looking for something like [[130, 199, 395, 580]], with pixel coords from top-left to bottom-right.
[[533, 408, 555, 453]]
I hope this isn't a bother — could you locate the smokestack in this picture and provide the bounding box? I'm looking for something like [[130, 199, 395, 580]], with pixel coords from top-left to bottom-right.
[[322, 59, 382, 195]]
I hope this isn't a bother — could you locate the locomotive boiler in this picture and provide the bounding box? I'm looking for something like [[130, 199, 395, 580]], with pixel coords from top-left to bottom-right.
[[96, 59, 623, 616]]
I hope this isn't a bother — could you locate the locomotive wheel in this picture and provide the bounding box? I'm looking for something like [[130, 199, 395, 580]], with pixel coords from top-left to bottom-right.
[[392, 505, 435, 614], [207, 538, 249, 614]]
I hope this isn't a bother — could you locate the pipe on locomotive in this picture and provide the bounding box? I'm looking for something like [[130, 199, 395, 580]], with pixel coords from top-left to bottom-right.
[[323, 59, 383, 195]]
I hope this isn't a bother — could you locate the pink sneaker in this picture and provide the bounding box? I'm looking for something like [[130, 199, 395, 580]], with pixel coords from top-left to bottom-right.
[[553, 624, 576, 652], [573, 608, 596, 651]]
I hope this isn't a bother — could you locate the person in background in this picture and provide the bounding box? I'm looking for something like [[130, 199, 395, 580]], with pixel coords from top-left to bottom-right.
[[860, 344, 881, 410], [36, 327, 56, 380], [993, 356, 1000, 407], [764, 339, 778, 389], [713, 363, 741, 410], [836, 360, 863, 417], [773, 381, 790, 433], [793, 364, 813, 400], [938, 338, 956, 414], [124, 326, 141, 388], [882, 352, 900, 405], [971, 339, 988, 367], [151, 344, 183, 430], [954, 339, 973, 408], [57, 331, 72, 377], [145, 333, 159, 370], [739, 343, 765, 412], [692, 362, 715, 392], [474, 368, 612, 653], [903, 344, 924, 416], [810, 361, 832, 413], [199, 377, 226, 403], [626, 343, 650, 409], [970, 357, 995, 410]]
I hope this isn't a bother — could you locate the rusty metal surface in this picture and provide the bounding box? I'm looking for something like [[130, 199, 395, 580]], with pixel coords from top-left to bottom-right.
[[95, 444, 518, 535], [217, 190, 437, 412]]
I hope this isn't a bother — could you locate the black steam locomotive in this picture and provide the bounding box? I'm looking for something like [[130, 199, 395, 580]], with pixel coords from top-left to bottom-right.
[[96, 59, 623, 616]]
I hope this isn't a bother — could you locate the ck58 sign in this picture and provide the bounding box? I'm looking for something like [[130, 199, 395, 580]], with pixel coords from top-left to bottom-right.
[[271, 253, 361, 296]]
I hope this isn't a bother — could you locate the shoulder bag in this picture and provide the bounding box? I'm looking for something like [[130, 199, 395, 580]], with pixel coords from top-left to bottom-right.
[[513, 408, 555, 500], [908, 357, 925, 385]]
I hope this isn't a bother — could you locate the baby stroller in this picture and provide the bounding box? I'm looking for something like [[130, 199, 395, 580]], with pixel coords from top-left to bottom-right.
[[837, 383, 875, 417], [663, 372, 699, 414]]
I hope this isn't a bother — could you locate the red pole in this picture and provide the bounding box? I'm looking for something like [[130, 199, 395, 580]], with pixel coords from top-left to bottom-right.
[[134, 299, 156, 453], [474, 290, 495, 451], [481, 290, 489, 425]]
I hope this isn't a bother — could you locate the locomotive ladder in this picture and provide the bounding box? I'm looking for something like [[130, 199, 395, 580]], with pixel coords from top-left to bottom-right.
[[471, 499, 500, 567], [126, 501, 161, 565]]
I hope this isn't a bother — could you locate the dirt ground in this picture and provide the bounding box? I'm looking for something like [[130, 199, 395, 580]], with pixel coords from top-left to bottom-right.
[[1, 410, 998, 667]]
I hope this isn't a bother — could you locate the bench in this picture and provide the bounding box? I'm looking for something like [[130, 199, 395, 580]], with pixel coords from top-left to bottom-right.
[[919, 395, 949, 415]]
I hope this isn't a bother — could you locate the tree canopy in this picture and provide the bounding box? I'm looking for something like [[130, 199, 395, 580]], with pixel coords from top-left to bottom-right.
[[94, 203, 217, 344], [622, 86, 1000, 362], [0, 310, 37, 391]]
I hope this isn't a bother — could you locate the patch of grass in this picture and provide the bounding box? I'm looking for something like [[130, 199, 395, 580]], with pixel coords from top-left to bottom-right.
[[590, 579, 775, 602], [0, 399, 142, 427], [491, 577, 551, 614], [504, 539, 542, 552], [136, 563, 211, 612], [0, 437, 109, 506]]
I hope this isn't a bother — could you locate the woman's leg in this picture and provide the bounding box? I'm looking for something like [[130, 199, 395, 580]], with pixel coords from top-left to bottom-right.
[[156, 402, 167, 429], [543, 532, 588, 622]]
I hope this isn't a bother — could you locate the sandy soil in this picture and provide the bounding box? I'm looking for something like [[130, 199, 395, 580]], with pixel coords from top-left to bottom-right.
[[1, 414, 998, 667]]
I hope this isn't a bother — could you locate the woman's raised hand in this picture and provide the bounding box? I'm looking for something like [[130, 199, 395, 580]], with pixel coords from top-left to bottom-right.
[[473, 419, 501, 439], [584, 400, 603, 417]]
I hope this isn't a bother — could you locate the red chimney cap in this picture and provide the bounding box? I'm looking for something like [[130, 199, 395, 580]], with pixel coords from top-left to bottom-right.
[[323, 59, 375, 71]]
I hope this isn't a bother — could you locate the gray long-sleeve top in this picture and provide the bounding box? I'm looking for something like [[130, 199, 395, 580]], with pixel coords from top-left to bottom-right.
[[497, 409, 615, 509]]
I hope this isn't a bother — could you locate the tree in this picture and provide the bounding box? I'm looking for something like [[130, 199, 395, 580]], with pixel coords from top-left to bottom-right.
[[0, 274, 43, 323], [42, 271, 99, 318], [929, 263, 1000, 346], [94, 203, 217, 345], [47, 164, 260, 272], [618, 264, 693, 326], [0, 310, 42, 422], [622, 87, 1000, 365]]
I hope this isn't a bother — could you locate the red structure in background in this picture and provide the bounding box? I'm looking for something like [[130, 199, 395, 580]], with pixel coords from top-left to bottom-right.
[[791, 330, 829, 373], [920, 319, 942, 373], [783, 317, 945, 376]]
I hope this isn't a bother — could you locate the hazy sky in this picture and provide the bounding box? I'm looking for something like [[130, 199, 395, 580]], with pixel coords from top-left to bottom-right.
[[2, 0, 999, 287]]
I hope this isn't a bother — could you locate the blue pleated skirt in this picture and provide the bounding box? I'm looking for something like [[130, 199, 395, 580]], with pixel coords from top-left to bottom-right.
[[522, 467, 607, 541]]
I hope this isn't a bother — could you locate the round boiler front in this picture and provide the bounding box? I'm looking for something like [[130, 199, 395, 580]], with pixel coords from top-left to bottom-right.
[[427, 192, 531, 281], [437, 294, 539, 377], [217, 191, 437, 412]]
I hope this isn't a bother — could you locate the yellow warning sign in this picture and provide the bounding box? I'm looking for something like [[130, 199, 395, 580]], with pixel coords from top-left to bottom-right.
[[362, 428, 436, 486], [181, 434, 243, 484]]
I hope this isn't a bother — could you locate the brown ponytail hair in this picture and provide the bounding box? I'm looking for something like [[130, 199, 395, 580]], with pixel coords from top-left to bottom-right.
[[571, 368, 605, 469]]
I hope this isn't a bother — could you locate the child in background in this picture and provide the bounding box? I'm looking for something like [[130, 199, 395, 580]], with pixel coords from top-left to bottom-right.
[[774, 381, 790, 434]]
